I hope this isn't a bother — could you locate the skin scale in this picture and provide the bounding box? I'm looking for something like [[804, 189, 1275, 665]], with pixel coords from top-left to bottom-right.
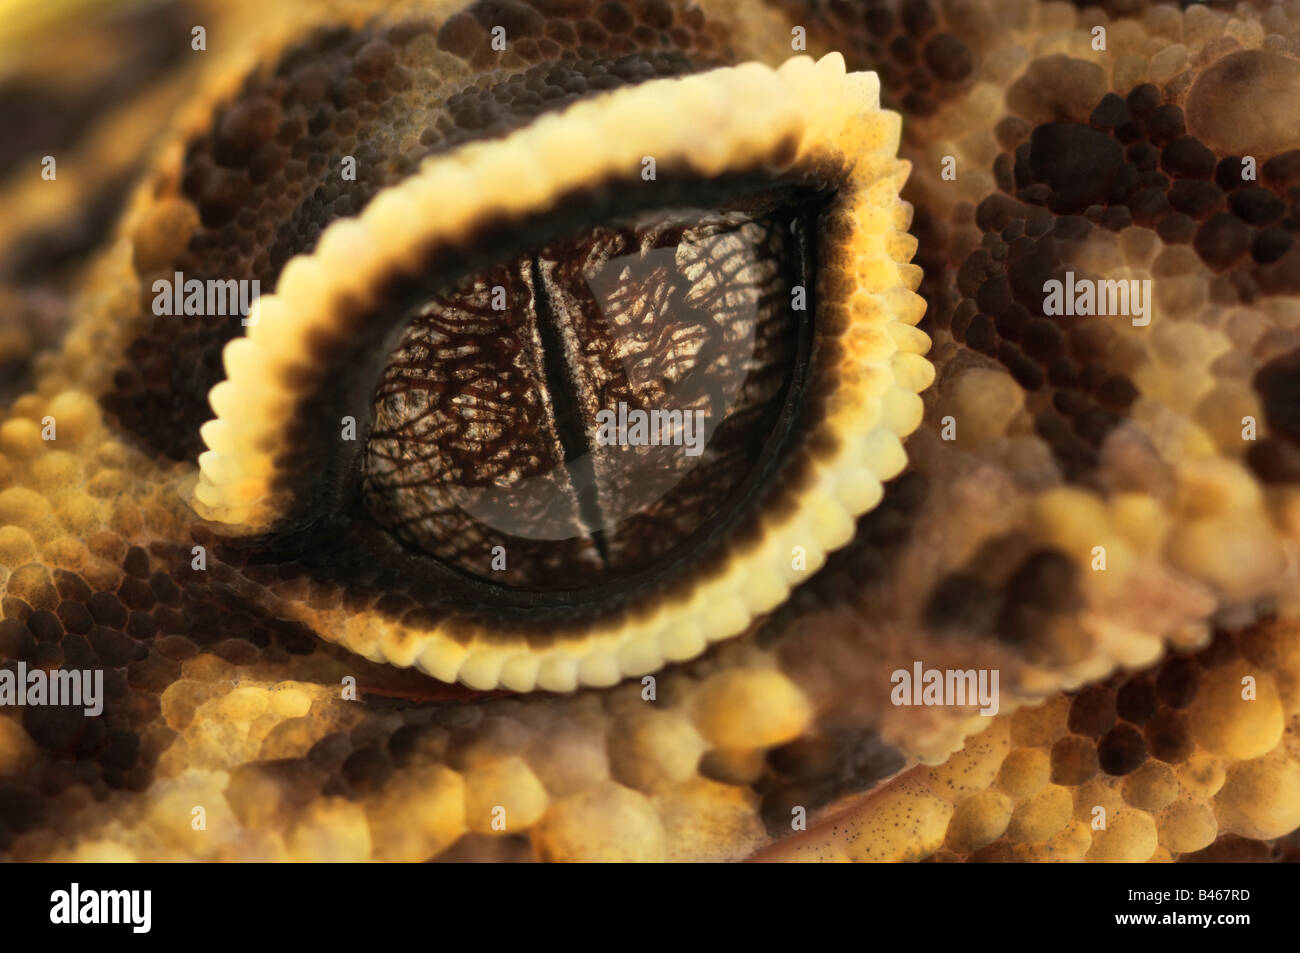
[[0, 0, 1299, 862]]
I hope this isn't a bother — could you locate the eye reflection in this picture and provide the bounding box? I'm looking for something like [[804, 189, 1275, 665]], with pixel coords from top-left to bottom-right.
[[363, 197, 815, 589]]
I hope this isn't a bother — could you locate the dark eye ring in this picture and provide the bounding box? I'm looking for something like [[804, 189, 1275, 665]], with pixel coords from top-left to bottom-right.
[[189, 55, 933, 692]]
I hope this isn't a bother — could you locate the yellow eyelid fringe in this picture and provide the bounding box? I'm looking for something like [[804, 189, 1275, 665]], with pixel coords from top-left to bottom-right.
[[190, 53, 933, 692]]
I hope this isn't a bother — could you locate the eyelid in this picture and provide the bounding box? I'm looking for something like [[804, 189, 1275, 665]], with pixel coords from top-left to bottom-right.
[[187, 53, 932, 692], [194, 52, 893, 527]]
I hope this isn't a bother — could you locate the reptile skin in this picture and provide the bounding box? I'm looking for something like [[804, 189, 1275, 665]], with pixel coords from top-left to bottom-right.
[[2, 0, 1300, 862]]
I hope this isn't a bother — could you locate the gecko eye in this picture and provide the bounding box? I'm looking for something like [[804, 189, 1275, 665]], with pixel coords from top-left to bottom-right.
[[362, 198, 815, 590], [186, 54, 932, 691]]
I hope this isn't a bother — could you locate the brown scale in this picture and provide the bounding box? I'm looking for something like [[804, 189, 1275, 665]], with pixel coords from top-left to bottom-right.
[[939, 206, 1138, 478], [0, 526, 423, 848], [1249, 347, 1300, 483], [364, 209, 801, 588], [921, 544, 1086, 664], [0, 547, 167, 844], [754, 729, 905, 836], [767, 0, 978, 117], [986, 76, 1300, 296], [1049, 735, 1099, 786], [749, 483, 1091, 835], [918, 613, 1300, 863], [916, 63, 1300, 479], [661, 477, 934, 837], [1030, 623, 1271, 803]]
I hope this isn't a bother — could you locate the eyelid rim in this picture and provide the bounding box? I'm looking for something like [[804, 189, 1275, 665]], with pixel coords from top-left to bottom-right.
[[194, 52, 872, 528], [187, 52, 934, 692]]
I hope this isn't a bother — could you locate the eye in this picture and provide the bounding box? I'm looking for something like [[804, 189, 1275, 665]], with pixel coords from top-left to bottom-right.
[[362, 195, 817, 590], [182, 53, 931, 692]]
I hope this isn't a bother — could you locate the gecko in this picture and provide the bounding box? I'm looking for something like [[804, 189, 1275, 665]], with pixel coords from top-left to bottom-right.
[[0, 0, 1299, 862]]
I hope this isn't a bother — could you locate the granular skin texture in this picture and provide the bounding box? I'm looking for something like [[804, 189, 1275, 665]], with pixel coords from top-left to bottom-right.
[[2, 0, 1300, 862]]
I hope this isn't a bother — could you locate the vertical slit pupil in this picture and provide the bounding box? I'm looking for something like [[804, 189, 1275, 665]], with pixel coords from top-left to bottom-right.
[[363, 197, 816, 590], [530, 253, 610, 565]]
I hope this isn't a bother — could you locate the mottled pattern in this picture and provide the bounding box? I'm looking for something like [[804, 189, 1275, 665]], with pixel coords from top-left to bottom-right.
[[1, 0, 1300, 863], [104, 1, 728, 464]]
